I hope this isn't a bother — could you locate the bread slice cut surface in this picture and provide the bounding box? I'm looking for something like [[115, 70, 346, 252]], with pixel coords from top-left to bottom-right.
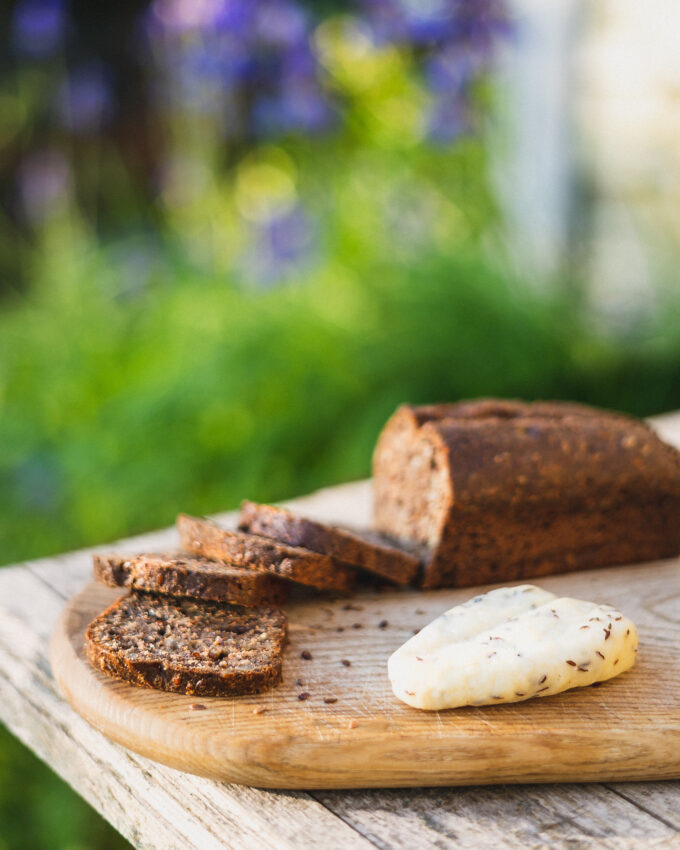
[[85, 592, 288, 697]]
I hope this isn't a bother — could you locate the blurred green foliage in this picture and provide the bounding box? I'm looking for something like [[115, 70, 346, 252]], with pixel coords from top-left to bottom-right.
[[0, 727, 125, 850], [3, 227, 680, 567], [2, 4, 680, 848]]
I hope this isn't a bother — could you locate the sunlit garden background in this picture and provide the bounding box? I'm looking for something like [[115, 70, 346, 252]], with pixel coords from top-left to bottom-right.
[[2, 0, 680, 847]]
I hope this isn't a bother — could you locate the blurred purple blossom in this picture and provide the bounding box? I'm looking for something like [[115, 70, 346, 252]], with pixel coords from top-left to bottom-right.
[[361, 0, 509, 141], [56, 64, 114, 133], [12, 0, 68, 58], [360, 0, 508, 50], [16, 147, 71, 224], [144, 0, 333, 139], [243, 204, 317, 285]]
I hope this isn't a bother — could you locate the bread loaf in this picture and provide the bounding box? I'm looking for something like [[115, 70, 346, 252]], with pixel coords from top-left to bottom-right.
[[373, 399, 680, 588]]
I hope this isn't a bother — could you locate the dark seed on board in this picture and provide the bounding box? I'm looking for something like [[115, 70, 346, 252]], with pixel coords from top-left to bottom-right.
[[378, 620, 389, 629], [352, 623, 362, 629], [298, 692, 310, 701], [566, 660, 577, 667], [301, 650, 312, 660], [295, 679, 304, 687], [189, 704, 206, 711], [341, 659, 351, 667], [324, 697, 338, 704]]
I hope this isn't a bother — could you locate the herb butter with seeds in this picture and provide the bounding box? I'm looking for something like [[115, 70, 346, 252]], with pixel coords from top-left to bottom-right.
[[388, 585, 638, 710]]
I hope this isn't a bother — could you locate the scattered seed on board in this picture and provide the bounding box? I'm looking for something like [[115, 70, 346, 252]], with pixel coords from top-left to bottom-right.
[[189, 703, 206, 711], [596, 651, 605, 659], [252, 705, 267, 715], [298, 692, 310, 701], [378, 620, 389, 629], [341, 658, 351, 667], [295, 679, 304, 687], [352, 623, 362, 629], [301, 650, 312, 660], [324, 697, 338, 704]]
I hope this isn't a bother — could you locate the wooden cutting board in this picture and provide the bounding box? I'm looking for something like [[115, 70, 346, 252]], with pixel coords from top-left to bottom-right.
[[51, 556, 680, 789]]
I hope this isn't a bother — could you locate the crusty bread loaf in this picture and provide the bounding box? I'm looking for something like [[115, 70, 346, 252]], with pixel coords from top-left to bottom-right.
[[373, 399, 680, 588], [238, 500, 420, 585], [177, 514, 356, 592], [85, 592, 288, 696], [93, 552, 290, 606]]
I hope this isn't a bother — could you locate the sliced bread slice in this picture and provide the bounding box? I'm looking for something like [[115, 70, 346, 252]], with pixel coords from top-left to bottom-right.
[[85, 592, 288, 696], [177, 514, 356, 593], [93, 552, 290, 606], [238, 500, 420, 585]]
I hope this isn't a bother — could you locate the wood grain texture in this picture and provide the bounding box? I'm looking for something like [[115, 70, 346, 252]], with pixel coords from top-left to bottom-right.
[[0, 561, 375, 850], [1, 412, 679, 848], [51, 555, 680, 788]]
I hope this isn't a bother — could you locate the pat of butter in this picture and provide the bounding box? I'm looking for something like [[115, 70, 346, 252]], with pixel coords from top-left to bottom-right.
[[388, 585, 638, 710]]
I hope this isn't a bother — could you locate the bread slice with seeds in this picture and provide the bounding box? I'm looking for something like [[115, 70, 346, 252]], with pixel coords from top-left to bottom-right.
[[93, 552, 290, 607], [177, 514, 356, 592], [85, 592, 288, 697], [238, 500, 419, 585]]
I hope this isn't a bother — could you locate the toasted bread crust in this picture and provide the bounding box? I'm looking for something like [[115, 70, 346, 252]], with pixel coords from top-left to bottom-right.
[[373, 399, 680, 588], [93, 552, 290, 606], [238, 501, 419, 585], [177, 514, 356, 592]]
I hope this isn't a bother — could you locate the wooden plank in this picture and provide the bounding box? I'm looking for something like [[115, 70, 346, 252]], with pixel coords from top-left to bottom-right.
[[313, 784, 679, 849], [8, 567, 679, 850], [0, 566, 376, 850]]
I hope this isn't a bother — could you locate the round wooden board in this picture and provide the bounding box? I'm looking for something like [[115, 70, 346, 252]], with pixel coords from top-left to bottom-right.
[[50, 562, 680, 789]]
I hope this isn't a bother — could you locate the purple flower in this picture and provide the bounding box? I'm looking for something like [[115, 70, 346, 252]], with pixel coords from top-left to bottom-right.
[[56, 64, 113, 133], [360, 0, 509, 143], [12, 0, 68, 58], [16, 147, 71, 224], [144, 0, 333, 140], [242, 204, 317, 285], [426, 96, 470, 143]]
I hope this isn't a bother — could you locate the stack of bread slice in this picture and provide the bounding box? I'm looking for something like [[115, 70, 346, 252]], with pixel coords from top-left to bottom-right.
[[85, 502, 420, 697]]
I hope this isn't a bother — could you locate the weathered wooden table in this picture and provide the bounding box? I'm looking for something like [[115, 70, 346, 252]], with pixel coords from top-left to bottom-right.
[[2, 411, 680, 850]]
